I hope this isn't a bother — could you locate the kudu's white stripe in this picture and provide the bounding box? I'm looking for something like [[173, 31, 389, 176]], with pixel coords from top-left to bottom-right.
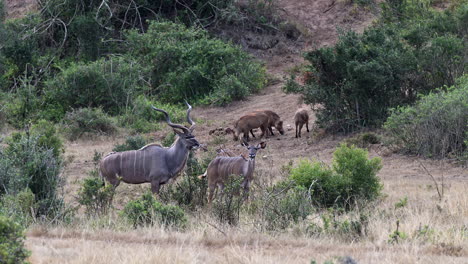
[[133, 151, 137, 179]]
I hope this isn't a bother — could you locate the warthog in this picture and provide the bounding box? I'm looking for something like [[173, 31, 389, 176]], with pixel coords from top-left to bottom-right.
[[199, 142, 266, 204], [294, 109, 309, 138], [250, 110, 285, 137], [99, 103, 201, 194], [229, 113, 270, 142]]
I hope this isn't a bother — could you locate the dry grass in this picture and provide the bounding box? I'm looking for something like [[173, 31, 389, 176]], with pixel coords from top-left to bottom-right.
[[26, 169, 468, 263]]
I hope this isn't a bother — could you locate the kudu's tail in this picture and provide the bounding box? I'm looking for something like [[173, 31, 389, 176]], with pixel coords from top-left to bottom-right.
[[198, 170, 207, 179]]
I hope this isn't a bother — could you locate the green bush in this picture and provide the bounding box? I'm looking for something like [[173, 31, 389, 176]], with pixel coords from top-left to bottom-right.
[[113, 135, 148, 152], [252, 180, 312, 230], [289, 144, 382, 208], [284, 2, 467, 132], [3, 75, 43, 128], [62, 108, 117, 140], [45, 56, 150, 117], [159, 153, 208, 210], [30, 120, 64, 159], [0, 0, 4, 22], [384, 75, 468, 160], [343, 132, 381, 149], [126, 21, 266, 105], [117, 96, 185, 133], [122, 192, 186, 228], [77, 177, 114, 216], [3, 131, 64, 218], [0, 189, 35, 225], [0, 215, 30, 264], [212, 175, 244, 225]]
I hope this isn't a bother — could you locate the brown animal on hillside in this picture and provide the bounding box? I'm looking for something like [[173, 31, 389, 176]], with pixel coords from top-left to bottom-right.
[[249, 110, 285, 138], [199, 142, 266, 205], [294, 109, 309, 138], [229, 113, 270, 142], [99, 103, 201, 194]]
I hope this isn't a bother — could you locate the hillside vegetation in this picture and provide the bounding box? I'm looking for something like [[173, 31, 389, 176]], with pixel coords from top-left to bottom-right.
[[0, 0, 467, 263]]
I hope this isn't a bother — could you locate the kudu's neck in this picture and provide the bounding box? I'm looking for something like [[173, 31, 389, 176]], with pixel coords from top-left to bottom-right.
[[243, 158, 255, 180], [166, 137, 189, 176]]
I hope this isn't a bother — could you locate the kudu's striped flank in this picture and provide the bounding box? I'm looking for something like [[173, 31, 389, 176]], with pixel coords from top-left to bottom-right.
[[199, 142, 266, 204], [99, 102, 201, 194]]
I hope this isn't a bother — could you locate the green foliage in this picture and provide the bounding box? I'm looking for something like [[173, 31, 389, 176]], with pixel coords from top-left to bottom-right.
[[3, 75, 43, 128], [122, 192, 187, 228], [285, 2, 467, 132], [62, 108, 117, 140], [289, 144, 382, 208], [118, 96, 185, 133], [113, 135, 148, 152], [212, 175, 245, 225], [2, 131, 64, 218], [0, 189, 35, 225], [162, 132, 176, 148], [388, 220, 407, 244], [45, 57, 150, 117], [0, 0, 4, 22], [343, 132, 380, 148], [30, 120, 64, 159], [394, 196, 408, 209], [252, 180, 312, 230], [0, 215, 30, 264], [77, 177, 114, 216], [384, 75, 468, 160], [126, 21, 266, 105], [159, 153, 208, 210]]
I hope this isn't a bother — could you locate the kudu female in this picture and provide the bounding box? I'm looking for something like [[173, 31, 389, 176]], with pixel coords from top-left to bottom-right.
[[99, 103, 201, 194], [199, 142, 266, 205]]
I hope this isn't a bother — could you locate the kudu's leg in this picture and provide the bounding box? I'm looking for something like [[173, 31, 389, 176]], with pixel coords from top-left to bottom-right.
[[151, 180, 161, 194], [208, 185, 216, 206], [306, 120, 310, 132]]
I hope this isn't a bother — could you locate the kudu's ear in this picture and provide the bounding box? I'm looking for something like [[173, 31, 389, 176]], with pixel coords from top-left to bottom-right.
[[257, 142, 267, 149], [241, 138, 249, 147], [172, 128, 185, 136]]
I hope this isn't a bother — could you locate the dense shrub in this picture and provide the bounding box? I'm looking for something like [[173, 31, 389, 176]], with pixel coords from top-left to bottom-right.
[[159, 153, 208, 210], [284, 1, 467, 132], [3, 131, 64, 217], [0, 189, 35, 225], [122, 192, 186, 228], [45, 57, 150, 117], [3, 75, 43, 128], [289, 144, 382, 208], [0, 215, 30, 264], [118, 95, 186, 133], [62, 108, 117, 140], [126, 21, 266, 105], [343, 132, 381, 149], [77, 177, 114, 216], [212, 175, 245, 225], [252, 180, 312, 231], [30, 120, 64, 159], [113, 135, 148, 152], [384, 75, 468, 160]]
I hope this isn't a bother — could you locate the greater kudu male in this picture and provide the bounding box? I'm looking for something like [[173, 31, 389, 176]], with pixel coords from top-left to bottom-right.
[[99, 103, 201, 194], [199, 142, 266, 204]]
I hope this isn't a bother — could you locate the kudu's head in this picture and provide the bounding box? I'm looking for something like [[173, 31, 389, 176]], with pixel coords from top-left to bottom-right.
[[242, 141, 267, 160], [152, 102, 201, 150]]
